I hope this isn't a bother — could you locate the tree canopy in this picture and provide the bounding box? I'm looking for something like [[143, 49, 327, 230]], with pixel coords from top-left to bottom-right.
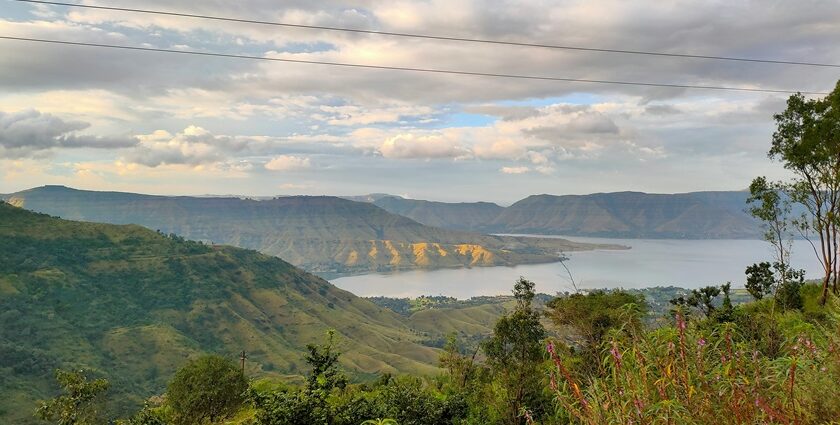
[[166, 355, 248, 425]]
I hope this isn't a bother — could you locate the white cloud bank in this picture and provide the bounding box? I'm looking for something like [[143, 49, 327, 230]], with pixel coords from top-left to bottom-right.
[[264, 155, 312, 171]]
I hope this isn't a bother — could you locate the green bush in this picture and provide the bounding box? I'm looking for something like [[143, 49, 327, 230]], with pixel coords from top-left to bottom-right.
[[166, 355, 247, 425]]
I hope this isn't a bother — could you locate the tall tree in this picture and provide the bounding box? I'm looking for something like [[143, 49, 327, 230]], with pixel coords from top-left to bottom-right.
[[481, 278, 547, 425], [768, 80, 840, 304]]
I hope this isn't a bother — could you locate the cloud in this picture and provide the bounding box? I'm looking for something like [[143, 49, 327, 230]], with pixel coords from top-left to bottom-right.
[[4, 0, 836, 202], [518, 106, 621, 144], [264, 155, 312, 171], [0, 109, 137, 157], [500, 166, 529, 174], [125, 126, 269, 167], [5, 0, 838, 107], [378, 133, 471, 159], [316, 103, 437, 126], [473, 139, 527, 160], [644, 104, 681, 116]]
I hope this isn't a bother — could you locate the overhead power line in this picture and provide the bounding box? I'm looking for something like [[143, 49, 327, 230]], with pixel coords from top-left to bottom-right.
[[0, 36, 828, 95], [12, 0, 840, 69]]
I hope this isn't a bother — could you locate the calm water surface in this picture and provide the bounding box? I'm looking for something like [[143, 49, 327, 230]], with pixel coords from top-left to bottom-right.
[[331, 236, 823, 299]]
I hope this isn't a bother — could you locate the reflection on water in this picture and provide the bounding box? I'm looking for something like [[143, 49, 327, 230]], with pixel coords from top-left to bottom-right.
[[331, 235, 823, 299]]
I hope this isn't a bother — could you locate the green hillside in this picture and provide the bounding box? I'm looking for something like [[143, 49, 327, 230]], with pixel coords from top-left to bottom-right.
[[4, 186, 616, 275], [0, 202, 448, 423]]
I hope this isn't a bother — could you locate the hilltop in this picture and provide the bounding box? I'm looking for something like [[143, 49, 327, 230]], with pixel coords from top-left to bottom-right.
[[372, 191, 761, 239], [3, 186, 617, 275], [0, 202, 446, 422]]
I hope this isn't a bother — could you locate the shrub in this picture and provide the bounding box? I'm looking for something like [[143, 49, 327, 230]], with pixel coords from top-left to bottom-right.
[[166, 355, 247, 425]]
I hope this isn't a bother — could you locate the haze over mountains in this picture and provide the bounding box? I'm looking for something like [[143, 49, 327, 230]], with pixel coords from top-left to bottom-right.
[[371, 191, 761, 239], [4, 186, 612, 275]]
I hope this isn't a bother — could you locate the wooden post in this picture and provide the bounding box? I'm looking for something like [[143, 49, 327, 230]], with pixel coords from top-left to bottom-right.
[[239, 350, 247, 374]]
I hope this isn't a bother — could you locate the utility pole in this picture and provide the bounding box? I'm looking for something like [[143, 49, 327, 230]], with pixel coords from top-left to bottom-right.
[[239, 350, 247, 374]]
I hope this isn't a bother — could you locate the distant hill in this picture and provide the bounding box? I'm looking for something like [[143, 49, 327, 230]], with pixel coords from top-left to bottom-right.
[[373, 196, 504, 232], [341, 193, 399, 203], [4, 186, 613, 275], [493, 192, 759, 238], [371, 191, 761, 239], [0, 201, 447, 423]]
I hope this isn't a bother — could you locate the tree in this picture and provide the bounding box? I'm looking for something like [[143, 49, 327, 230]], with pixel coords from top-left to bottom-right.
[[438, 334, 478, 390], [776, 269, 806, 310], [745, 262, 776, 300], [767, 81, 840, 304], [166, 355, 248, 425], [714, 282, 735, 323], [251, 331, 349, 425], [547, 290, 646, 351], [670, 285, 722, 318], [304, 329, 346, 392], [745, 261, 806, 310], [35, 369, 110, 425], [748, 176, 796, 287], [117, 403, 166, 425], [481, 278, 547, 425]]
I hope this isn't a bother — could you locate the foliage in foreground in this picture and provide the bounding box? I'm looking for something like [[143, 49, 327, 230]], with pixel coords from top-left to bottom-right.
[[35, 370, 109, 425], [549, 297, 840, 424], [35, 280, 840, 425], [166, 355, 248, 425]]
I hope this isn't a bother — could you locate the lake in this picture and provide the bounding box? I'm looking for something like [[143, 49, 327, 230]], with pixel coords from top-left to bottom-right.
[[331, 235, 824, 299]]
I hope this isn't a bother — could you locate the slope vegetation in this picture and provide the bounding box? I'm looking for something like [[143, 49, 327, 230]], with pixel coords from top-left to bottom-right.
[[4, 186, 613, 274], [0, 202, 444, 422]]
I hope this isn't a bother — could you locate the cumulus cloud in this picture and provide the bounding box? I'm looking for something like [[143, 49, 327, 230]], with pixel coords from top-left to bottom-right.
[[337, 100, 671, 169], [378, 133, 471, 159], [0, 109, 137, 157], [264, 155, 312, 171], [500, 166, 529, 174], [3, 0, 836, 200], [125, 126, 270, 167]]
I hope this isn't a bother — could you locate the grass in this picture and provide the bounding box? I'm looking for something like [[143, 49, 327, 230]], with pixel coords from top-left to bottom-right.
[[547, 293, 840, 424]]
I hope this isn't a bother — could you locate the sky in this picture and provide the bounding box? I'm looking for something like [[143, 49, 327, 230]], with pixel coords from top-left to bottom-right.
[[1, 0, 838, 203]]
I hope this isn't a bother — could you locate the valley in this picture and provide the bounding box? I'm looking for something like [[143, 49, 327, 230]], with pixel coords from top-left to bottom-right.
[[0, 201, 524, 422]]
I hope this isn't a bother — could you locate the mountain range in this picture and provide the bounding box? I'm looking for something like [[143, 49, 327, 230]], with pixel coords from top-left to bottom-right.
[[3, 186, 615, 275], [0, 201, 516, 423], [371, 191, 761, 239]]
